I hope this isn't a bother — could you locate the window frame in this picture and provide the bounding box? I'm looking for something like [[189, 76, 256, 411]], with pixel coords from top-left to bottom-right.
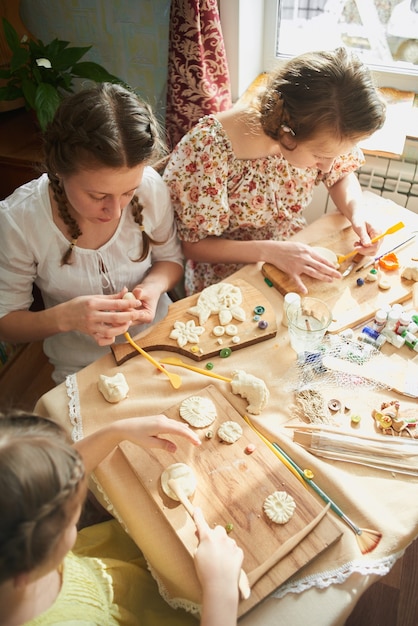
[[219, 0, 418, 101]]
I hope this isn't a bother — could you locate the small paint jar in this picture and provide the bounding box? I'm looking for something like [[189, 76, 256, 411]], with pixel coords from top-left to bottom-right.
[[381, 329, 405, 349], [401, 330, 418, 350], [372, 309, 387, 332], [385, 309, 400, 332], [395, 312, 411, 335], [361, 326, 380, 341], [282, 292, 301, 327]]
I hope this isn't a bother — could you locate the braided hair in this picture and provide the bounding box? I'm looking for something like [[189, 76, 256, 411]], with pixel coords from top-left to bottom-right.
[[0, 412, 86, 583], [257, 47, 386, 149], [43, 82, 167, 265]]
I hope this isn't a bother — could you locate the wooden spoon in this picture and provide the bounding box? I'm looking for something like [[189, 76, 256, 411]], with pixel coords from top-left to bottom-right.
[[123, 332, 182, 389], [167, 477, 251, 601]]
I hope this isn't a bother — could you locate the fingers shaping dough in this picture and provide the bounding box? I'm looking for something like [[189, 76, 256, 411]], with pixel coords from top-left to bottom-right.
[[263, 491, 296, 524], [161, 463, 197, 501], [180, 396, 217, 427]]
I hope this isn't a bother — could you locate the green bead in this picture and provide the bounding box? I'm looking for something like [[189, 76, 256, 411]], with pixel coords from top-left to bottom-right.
[[219, 347, 232, 358], [206, 362, 214, 370]]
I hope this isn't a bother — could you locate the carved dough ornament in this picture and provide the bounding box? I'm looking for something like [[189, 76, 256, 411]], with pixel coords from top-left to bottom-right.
[[179, 396, 217, 427], [169, 319, 205, 348], [263, 491, 296, 524], [217, 420, 243, 443], [188, 282, 246, 325]]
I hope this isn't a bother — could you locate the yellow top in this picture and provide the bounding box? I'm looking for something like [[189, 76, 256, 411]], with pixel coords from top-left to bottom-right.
[[24, 519, 199, 626]]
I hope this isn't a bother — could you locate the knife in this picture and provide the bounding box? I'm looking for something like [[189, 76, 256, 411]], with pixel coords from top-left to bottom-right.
[[341, 253, 363, 277]]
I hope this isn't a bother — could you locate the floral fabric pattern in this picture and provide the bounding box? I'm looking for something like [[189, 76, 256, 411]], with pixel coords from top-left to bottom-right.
[[163, 115, 365, 295], [165, 0, 232, 149]]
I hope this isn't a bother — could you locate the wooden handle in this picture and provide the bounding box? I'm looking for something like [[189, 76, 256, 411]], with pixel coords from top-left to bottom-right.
[[248, 504, 330, 586], [167, 478, 251, 600]]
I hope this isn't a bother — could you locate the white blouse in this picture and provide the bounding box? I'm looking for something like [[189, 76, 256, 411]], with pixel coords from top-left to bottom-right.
[[0, 169, 183, 383]]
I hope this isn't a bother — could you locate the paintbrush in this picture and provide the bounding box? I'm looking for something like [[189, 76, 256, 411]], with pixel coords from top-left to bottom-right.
[[271, 442, 382, 555], [240, 414, 307, 488]]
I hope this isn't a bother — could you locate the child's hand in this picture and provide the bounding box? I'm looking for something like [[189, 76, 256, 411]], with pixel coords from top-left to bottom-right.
[[193, 507, 243, 593], [114, 415, 201, 452]]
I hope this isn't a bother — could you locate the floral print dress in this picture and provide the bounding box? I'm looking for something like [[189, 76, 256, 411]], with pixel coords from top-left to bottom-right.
[[163, 114, 364, 295]]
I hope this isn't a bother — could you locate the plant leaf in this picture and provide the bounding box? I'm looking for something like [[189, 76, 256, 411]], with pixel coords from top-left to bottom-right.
[[52, 45, 92, 70], [2, 18, 21, 53], [34, 83, 61, 130], [21, 78, 37, 109], [72, 62, 123, 83]]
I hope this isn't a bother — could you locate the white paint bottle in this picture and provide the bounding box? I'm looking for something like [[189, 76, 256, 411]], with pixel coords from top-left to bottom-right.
[[282, 292, 301, 327]]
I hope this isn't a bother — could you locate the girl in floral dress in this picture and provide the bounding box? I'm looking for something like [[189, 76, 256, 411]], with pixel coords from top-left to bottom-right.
[[163, 47, 386, 295]]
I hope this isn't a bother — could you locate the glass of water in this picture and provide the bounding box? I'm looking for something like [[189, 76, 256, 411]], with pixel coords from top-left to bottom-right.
[[286, 296, 332, 354]]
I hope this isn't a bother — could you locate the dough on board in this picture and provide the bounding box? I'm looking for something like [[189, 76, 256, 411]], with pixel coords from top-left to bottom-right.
[[263, 491, 296, 524], [230, 370, 269, 415], [98, 373, 129, 403], [179, 396, 217, 427], [188, 282, 246, 325], [161, 463, 197, 501], [217, 420, 243, 444]]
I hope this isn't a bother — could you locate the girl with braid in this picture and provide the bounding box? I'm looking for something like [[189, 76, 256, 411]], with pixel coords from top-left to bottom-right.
[[163, 47, 387, 296], [0, 83, 184, 384], [0, 410, 243, 626]]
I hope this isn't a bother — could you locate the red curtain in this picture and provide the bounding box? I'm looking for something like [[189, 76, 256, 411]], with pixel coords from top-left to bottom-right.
[[165, 0, 232, 150]]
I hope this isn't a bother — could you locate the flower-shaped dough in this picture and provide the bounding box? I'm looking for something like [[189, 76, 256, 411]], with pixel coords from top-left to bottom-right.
[[170, 319, 205, 348], [263, 491, 296, 524], [188, 282, 246, 325]]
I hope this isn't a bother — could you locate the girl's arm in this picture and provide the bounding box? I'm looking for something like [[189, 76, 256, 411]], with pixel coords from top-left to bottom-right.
[[74, 415, 201, 475], [182, 237, 341, 294], [328, 173, 380, 253]]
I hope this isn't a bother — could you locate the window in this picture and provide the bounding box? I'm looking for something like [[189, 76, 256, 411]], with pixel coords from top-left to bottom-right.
[[275, 1, 418, 80], [220, 0, 418, 99]]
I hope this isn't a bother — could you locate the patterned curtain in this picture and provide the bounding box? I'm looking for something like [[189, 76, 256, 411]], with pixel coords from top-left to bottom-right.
[[165, 0, 232, 149]]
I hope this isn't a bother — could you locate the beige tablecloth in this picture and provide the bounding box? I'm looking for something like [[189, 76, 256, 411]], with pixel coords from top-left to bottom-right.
[[35, 193, 418, 625]]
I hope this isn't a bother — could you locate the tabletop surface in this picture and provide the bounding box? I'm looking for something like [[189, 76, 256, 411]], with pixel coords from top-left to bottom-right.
[[35, 192, 418, 625]]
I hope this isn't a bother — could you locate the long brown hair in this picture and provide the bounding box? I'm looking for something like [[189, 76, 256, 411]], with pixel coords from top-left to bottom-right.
[[258, 47, 386, 149], [43, 82, 167, 264], [0, 412, 86, 583]]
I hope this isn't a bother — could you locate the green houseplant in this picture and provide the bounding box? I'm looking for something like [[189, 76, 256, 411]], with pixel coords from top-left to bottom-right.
[[0, 17, 125, 130]]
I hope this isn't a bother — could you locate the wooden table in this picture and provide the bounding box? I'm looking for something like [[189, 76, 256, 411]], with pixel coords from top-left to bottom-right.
[[35, 192, 418, 625]]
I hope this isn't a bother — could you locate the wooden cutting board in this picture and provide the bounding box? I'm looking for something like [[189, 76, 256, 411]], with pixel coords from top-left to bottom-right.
[[119, 385, 342, 616], [111, 279, 277, 364], [262, 228, 417, 334]]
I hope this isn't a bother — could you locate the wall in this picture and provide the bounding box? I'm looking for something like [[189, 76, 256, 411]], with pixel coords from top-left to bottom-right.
[[19, 0, 171, 121]]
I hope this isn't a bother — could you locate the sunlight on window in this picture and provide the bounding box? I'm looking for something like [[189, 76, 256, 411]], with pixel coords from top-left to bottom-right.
[[276, 0, 418, 73]]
